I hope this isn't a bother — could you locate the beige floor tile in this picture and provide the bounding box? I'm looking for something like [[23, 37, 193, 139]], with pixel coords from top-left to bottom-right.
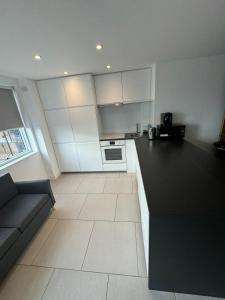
[[136, 223, 147, 277], [33, 220, 93, 270], [79, 194, 117, 221], [83, 221, 138, 276], [115, 194, 141, 222], [76, 178, 105, 193], [86, 172, 121, 178], [107, 275, 175, 300], [51, 174, 84, 194], [175, 293, 221, 300], [42, 269, 108, 300], [18, 219, 57, 265], [50, 194, 87, 219], [0, 265, 53, 300], [104, 178, 132, 194]]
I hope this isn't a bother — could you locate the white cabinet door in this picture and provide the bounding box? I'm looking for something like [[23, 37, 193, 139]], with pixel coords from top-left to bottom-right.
[[63, 74, 95, 107], [54, 143, 80, 172], [94, 73, 123, 105], [45, 109, 74, 143], [69, 106, 99, 142], [122, 69, 152, 103], [37, 78, 67, 110], [76, 142, 103, 171], [126, 139, 136, 173]]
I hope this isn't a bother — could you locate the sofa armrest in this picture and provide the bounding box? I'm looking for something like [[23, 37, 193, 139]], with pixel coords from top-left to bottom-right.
[[15, 179, 55, 205]]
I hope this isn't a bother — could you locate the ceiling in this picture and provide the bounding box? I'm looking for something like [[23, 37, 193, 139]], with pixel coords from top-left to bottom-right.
[[0, 0, 225, 80]]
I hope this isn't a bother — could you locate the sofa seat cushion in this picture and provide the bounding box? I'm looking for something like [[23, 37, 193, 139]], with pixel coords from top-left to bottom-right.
[[0, 194, 49, 232], [0, 228, 20, 259]]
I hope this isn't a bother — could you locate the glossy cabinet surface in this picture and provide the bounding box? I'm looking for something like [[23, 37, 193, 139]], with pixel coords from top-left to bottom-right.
[[94, 73, 123, 105], [37, 78, 67, 110], [69, 106, 99, 142], [45, 109, 74, 143], [76, 142, 103, 171], [54, 143, 80, 172], [63, 74, 95, 107]]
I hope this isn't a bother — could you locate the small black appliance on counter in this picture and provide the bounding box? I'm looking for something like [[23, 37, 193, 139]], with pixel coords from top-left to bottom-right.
[[157, 113, 186, 139]]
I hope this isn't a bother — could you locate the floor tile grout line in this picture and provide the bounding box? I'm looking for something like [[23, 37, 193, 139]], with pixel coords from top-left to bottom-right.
[[30, 219, 58, 265], [81, 221, 95, 270], [134, 223, 140, 276], [76, 193, 89, 219], [105, 274, 110, 300], [40, 267, 55, 300], [48, 217, 140, 224], [18, 263, 147, 279]]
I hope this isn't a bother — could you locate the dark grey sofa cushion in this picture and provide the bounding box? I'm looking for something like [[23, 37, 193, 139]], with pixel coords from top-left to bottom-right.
[[0, 194, 49, 232], [0, 174, 18, 208], [0, 228, 20, 259]]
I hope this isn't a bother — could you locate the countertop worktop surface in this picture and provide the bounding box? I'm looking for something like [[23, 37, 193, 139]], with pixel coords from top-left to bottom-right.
[[135, 137, 225, 216], [100, 132, 140, 141]]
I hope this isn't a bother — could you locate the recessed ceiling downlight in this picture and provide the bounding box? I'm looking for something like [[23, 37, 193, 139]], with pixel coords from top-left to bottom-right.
[[64, 71, 68, 75], [34, 54, 41, 60], [106, 65, 111, 69], [96, 44, 103, 50]]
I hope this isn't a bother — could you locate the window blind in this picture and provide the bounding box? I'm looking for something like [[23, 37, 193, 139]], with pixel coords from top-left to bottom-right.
[[0, 88, 23, 131]]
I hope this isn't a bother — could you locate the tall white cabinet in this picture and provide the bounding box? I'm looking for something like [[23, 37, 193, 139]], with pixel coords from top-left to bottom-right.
[[37, 74, 102, 172]]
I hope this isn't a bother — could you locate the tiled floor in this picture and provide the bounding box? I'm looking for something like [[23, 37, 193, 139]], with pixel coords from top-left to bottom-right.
[[0, 173, 219, 300]]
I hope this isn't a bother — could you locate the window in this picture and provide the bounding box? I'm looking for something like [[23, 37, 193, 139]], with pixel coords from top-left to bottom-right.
[[0, 127, 31, 167]]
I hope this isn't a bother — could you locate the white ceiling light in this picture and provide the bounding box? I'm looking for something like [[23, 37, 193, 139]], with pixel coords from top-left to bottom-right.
[[115, 103, 121, 106], [96, 44, 103, 50], [34, 54, 41, 60], [106, 65, 111, 69], [64, 71, 68, 75]]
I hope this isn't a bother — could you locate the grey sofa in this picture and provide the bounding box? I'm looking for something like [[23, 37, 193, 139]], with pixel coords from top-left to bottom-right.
[[0, 173, 55, 282]]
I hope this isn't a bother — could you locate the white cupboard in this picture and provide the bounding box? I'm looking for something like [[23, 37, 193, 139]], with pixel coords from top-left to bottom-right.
[[126, 139, 136, 173], [69, 106, 99, 142], [54, 143, 80, 172], [63, 74, 95, 107], [45, 109, 74, 143], [122, 69, 152, 103], [76, 142, 103, 171], [94, 73, 123, 105], [37, 78, 67, 110]]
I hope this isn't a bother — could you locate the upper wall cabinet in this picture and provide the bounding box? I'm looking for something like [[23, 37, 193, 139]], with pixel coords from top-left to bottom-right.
[[122, 69, 152, 103], [37, 78, 67, 110], [94, 73, 123, 105], [63, 74, 96, 107]]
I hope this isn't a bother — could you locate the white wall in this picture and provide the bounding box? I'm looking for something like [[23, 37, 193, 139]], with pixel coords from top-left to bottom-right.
[[0, 153, 48, 181], [99, 101, 154, 133], [17, 79, 60, 179], [0, 75, 54, 181], [155, 54, 225, 150]]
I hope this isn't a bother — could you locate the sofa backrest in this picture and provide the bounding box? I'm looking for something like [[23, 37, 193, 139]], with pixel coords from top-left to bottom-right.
[[0, 173, 18, 208]]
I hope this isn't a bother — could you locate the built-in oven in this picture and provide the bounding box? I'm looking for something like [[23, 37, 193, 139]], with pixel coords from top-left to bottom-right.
[[100, 140, 126, 164]]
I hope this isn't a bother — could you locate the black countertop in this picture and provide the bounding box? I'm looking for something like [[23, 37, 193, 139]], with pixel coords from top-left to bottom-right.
[[135, 137, 225, 216]]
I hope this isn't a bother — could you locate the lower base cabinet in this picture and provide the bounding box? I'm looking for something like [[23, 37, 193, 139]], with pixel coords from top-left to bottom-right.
[[76, 142, 103, 172], [54, 143, 81, 172]]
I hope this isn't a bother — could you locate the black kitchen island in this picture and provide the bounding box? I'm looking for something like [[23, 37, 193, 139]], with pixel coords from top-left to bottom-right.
[[135, 137, 225, 298]]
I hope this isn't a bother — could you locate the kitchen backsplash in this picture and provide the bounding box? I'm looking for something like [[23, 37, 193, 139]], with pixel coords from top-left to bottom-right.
[[99, 101, 153, 133]]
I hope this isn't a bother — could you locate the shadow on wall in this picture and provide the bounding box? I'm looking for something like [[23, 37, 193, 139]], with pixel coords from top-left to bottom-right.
[[172, 113, 212, 151]]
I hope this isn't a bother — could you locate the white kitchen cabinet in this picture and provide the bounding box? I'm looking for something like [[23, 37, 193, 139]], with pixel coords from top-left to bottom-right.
[[63, 74, 96, 107], [94, 73, 123, 105], [126, 139, 136, 173], [122, 69, 152, 103], [76, 142, 103, 171], [69, 106, 99, 142], [37, 78, 67, 110], [54, 143, 80, 172], [45, 109, 74, 143]]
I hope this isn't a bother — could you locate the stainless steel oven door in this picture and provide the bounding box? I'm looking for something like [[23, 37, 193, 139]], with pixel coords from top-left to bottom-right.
[[101, 146, 126, 164]]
